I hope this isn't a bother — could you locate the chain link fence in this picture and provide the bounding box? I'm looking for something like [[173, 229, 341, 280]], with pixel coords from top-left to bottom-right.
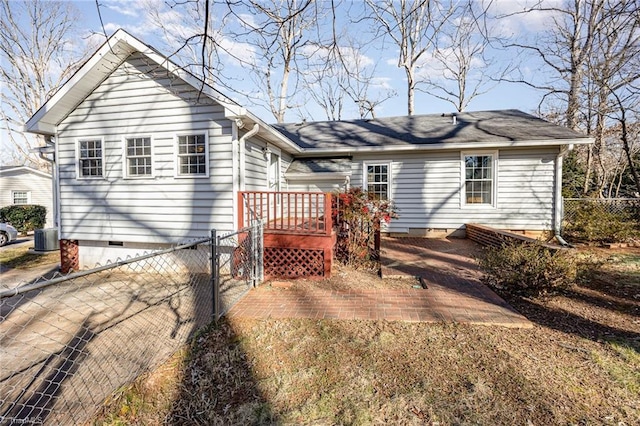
[[564, 198, 640, 224], [1, 222, 264, 426], [562, 198, 640, 242]]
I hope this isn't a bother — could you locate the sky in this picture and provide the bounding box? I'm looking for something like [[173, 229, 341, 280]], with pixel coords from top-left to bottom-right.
[[61, 0, 556, 124], [0, 0, 561, 166]]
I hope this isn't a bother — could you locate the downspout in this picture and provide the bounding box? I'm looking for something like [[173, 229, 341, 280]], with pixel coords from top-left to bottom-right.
[[37, 136, 59, 230], [554, 144, 574, 247], [238, 123, 260, 191]]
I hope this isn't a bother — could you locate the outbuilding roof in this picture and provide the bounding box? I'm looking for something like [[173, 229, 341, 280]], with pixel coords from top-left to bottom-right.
[[273, 110, 593, 153]]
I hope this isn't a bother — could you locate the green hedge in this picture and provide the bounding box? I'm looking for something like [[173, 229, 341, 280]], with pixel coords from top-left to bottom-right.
[[0, 205, 47, 234]]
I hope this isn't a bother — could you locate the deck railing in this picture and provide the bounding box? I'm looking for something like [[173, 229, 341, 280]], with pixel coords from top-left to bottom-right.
[[239, 191, 332, 236]]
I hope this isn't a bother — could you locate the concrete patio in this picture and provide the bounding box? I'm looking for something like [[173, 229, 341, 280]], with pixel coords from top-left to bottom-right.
[[227, 237, 532, 328]]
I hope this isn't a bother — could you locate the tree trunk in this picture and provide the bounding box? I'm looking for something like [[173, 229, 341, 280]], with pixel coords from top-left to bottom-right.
[[406, 67, 414, 116]]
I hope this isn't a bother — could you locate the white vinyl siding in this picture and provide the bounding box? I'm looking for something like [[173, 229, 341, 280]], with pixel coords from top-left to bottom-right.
[[351, 147, 558, 233], [124, 136, 153, 178], [56, 53, 235, 242], [244, 139, 268, 191]]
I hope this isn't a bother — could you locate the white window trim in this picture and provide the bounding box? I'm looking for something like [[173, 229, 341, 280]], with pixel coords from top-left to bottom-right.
[[174, 132, 209, 178], [460, 150, 498, 208], [363, 161, 393, 200], [122, 135, 154, 179], [76, 137, 105, 180], [12, 190, 31, 205]]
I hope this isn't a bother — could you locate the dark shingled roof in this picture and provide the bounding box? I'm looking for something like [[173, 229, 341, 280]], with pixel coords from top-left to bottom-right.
[[285, 157, 352, 175], [272, 109, 589, 150]]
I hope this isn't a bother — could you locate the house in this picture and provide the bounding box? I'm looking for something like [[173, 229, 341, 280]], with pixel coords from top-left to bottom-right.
[[24, 29, 592, 270], [0, 165, 54, 228]]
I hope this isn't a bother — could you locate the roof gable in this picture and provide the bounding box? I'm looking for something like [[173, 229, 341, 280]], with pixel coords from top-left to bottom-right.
[[24, 29, 245, 136]]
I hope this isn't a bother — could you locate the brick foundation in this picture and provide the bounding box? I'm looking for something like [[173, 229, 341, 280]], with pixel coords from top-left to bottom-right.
[[59, 239, 79, 273]]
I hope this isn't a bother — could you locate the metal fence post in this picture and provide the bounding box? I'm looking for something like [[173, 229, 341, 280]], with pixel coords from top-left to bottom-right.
[[211, 228, 219, 321], [257, 219, 264, 283]]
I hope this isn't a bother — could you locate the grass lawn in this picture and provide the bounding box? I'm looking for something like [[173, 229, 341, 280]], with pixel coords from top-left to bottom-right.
[[94, 247, 640, 425], [0, 245, 59, 270]]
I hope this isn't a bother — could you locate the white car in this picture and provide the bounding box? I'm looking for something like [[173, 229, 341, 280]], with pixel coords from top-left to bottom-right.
[[0, 223, 18, 247]]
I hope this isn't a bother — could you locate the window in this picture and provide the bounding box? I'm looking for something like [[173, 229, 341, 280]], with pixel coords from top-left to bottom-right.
[[125, 136, 152, 177], [463, 153, 495, 206], [365, 163, 390, 200], [78, 139, 104, 178], [12, 191, 30, 205], [176, 134, 208, 176]]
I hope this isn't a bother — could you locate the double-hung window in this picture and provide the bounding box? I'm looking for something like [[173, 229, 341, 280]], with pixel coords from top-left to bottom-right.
[[462, 152, 496, 206], [365, 163, 390, 200], [125, 136, 152, 178], [176, 134, 208, 177], [78, 139, 104, 178], [12, 191, 30, 205]]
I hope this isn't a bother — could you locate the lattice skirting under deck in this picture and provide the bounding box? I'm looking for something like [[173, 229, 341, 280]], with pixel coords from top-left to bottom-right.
[[264, 247, 325, 278]]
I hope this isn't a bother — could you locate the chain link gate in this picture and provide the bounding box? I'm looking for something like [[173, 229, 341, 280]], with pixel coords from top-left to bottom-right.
[[212, 220, 264, 319]]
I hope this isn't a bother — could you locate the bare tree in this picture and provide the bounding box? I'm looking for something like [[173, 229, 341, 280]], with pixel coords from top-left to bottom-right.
[[502, 0, 606, 130], [364, 0, 455, 116], [226, 0, 322, 123], [419, 0, 511, 112], [583, 0, 640, 195], [0, 0, 92, 169], [302, 36, 396, 120]]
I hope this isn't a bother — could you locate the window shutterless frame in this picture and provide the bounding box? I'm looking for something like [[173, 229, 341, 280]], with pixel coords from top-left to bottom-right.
[[12, 190, 30, 205], [174, 133, 209, 178], [122, 135, 154, 179], [76, 137, 105, 179], [363, 161, 392, 200], [460, 150, 498, 208]]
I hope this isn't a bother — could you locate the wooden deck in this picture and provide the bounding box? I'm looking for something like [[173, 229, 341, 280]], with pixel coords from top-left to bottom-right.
[[239, 191, 335, 278]]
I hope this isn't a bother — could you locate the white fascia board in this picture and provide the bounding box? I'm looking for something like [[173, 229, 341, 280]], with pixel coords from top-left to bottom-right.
[[285, 172, 351, 181], [25, 29, 136, 135], [297, 137, 594, 155], [0, 166, 52, 179], [23, 121, 57, 136]]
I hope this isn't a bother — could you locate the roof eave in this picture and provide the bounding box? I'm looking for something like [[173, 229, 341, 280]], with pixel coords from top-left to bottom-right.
[[295, 137, 594, 155], [285, 172, 352, 181]]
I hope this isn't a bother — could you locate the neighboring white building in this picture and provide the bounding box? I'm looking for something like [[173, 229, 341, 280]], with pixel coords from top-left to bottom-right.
[[24, 29, 593, 268], [0, 165, 53, 228]]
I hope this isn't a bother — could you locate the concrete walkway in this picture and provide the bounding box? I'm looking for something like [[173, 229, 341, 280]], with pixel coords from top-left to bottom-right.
[[227, 237, 532, 328]]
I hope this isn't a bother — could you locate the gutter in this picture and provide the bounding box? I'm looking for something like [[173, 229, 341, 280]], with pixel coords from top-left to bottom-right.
[[292, 137, 594, 156]]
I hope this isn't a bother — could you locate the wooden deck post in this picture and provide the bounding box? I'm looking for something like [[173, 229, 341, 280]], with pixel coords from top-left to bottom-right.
[[324, 192, 332, 235]]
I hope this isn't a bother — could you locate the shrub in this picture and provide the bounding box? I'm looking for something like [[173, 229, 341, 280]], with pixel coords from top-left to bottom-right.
[[333, 187, 398, 268], [479, 242, 578, 297], [563, 201, 639, 244], [0, 204, 47, 234]]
